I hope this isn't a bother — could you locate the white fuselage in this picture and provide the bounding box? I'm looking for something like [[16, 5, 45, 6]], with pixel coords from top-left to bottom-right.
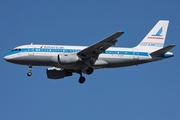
[[3, 20, 175, 83], [4, 44, 172, 70]]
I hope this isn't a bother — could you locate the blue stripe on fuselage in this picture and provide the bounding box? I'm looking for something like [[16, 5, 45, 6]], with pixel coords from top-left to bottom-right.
[[4, 48, 149, 57]]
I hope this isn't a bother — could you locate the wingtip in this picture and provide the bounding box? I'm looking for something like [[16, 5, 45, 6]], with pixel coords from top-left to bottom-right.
[[169, 44, 176, 47]]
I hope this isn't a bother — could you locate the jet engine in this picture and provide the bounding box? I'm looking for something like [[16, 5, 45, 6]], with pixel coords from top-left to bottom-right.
[[46, 67, 72, 79]]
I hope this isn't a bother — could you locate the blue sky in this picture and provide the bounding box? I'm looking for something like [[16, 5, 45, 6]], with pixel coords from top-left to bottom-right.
[[1, 0, 180, 120]]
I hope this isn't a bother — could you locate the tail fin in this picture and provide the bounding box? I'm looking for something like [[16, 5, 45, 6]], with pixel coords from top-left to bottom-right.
[[136, 20, 169, 51]]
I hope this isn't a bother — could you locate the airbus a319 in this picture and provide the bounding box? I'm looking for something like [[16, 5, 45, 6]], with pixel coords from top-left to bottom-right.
[[4, 20, 175, 84]]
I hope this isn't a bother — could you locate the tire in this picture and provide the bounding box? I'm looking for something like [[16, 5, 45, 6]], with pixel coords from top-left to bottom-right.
[[27, 72, 32, 76], [86, 67, 94, 75], [79, 76, 85, 84]]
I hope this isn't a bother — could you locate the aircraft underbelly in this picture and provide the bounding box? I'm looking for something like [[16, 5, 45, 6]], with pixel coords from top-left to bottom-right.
[[96, 54, 151, 68]]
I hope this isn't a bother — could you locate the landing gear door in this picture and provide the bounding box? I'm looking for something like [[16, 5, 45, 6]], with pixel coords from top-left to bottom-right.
[[28, 44, 34, 56], [133, 49, 139, 59]]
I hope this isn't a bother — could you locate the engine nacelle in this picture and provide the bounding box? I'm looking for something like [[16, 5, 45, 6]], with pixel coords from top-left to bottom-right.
[[46, 67, 72, 79], [51, 54, 81, 65]]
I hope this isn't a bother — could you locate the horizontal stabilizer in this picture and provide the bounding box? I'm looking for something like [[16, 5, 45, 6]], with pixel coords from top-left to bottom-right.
[[150, 44, 176, 56]]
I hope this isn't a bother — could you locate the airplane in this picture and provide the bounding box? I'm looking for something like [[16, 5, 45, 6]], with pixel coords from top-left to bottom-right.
[[4, 20, 176, 84]]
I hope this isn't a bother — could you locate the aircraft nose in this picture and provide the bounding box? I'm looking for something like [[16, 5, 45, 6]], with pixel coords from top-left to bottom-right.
[[4, 54, 21, 64], [4, 54, 14, 62], [4, 55, 10, 61]]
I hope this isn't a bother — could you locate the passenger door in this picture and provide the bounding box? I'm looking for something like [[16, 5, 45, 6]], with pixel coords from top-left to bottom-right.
[[28, 44, 34, 56]]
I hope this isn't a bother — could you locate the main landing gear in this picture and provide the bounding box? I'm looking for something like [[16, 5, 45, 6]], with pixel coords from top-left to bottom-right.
[[78, 72, 86, 84], [78, 67, 94, 84], [27, 65, 32, 77]]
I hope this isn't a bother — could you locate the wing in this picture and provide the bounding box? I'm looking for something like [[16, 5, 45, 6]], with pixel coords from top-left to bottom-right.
[[77, 31, 124, 58]]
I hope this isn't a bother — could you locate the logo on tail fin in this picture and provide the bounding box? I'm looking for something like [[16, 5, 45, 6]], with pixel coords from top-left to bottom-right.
[[152, 27, 162, 36], [148, 27, 164, 40]]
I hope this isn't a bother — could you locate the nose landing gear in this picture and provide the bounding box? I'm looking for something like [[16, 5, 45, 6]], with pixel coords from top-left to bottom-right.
[[27, 65, 32, 77]]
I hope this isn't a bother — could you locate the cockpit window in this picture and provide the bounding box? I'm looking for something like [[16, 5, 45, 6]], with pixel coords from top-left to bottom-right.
[[11, 49, 21, 51]]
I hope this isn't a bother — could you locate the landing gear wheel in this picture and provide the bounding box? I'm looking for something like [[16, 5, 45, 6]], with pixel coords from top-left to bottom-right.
[[86, 67, 94, 75], [27, 72, 32, 76], [27, 65, 32, 77], [78, 76, 86, 84]]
